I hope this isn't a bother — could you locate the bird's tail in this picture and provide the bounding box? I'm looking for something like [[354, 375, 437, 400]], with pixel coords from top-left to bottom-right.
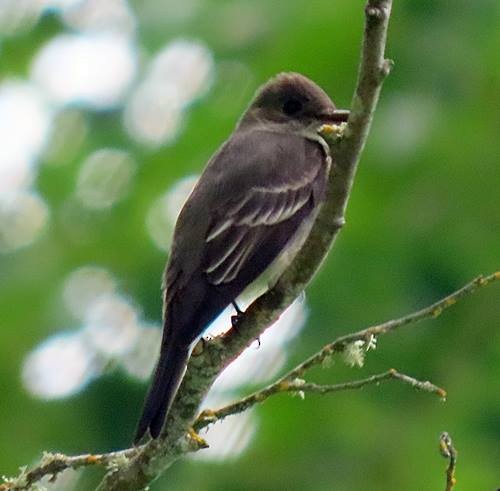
[[133, 340, 190, 444]]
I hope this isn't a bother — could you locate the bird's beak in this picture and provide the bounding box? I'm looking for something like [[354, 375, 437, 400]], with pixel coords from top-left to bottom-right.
[[317, 109, 350, 137], [321, 109, 350, 124]]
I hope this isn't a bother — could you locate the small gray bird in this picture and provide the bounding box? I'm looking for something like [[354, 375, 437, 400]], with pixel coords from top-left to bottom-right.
[[134, 72, 349, 443]]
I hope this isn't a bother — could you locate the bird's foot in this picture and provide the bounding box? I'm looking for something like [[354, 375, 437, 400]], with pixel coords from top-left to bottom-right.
[[231, 313, 244, 331]]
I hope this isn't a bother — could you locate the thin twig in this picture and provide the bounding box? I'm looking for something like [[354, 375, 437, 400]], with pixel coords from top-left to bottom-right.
[[0, 449, 138, 491], [193, 272, 499, 430], [194, 369, 445, 431], [439, 432, 458, 491], [281, 272, 500, 383]]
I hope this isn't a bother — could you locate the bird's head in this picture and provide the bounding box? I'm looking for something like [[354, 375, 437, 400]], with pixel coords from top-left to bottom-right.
[[239, 72, 349, 132]]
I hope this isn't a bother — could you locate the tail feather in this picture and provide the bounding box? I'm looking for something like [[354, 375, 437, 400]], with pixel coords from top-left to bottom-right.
[[134, 342, 190, 444]]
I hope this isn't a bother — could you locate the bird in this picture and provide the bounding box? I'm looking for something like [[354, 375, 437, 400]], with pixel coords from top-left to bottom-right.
[[134, 72, 349, 443]]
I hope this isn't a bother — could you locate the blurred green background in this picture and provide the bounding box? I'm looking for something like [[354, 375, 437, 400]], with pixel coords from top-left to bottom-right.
[[1, 0, 499, 489]]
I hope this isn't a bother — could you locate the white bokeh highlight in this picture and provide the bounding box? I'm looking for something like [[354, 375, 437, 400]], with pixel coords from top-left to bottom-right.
[[124, 40, 214, 146], [0, 79, 52, 193], [120, 323, 161, 381], [83, 293, 140, 357], [31, 32, 137, 109], [0, 0, 43, 37], [61, 0, 136, 34], [63, 266, 117, 320], [44, 109, 89, 166], [0, 192, 49, 253], [22, 331, 99, 399], [146, 175, 199, 250], [24, 267, 146, 399], [75, 148, 136, 209], [195, 410, 257, 462]]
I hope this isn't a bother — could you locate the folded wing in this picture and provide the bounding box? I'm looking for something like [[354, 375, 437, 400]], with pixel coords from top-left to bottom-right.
[[204, 160, 325, 286]]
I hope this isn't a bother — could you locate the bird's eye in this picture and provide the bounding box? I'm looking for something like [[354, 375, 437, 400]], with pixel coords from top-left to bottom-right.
[[282, 98, 303, 115]]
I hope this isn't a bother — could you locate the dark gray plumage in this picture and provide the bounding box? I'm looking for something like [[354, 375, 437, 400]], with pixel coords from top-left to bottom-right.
[[134, 72, 348, 443]]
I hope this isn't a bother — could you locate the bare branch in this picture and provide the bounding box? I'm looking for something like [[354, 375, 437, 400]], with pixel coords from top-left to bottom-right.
[[0, 437, 208, 491], [194, 369, 445, 431], [0, 449, 138, 491], [439, 432, 458, 491], [270, 272, 500, 384], [2, 270, 497, 491]]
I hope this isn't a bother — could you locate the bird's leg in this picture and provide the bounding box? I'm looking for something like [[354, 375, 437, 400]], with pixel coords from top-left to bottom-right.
[[231, 300, 244, 330], [232, 300, 243, 315]]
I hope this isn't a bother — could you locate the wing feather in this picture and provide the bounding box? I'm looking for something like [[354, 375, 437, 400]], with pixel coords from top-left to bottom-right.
[[204, 165, 322, 286], [208, 230, 258, 285], [164, 129, 328, 301], [205, 227, 247, 273]]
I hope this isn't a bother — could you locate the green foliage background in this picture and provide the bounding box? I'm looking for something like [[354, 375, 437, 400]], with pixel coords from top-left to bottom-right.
[[1, 1, 499, 489]]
